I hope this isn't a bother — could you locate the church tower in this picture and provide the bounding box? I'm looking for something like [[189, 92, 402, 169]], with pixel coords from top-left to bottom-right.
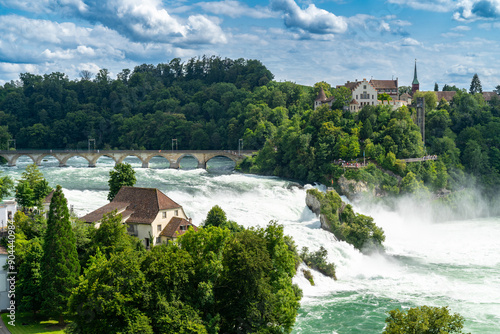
[[412, 59, 420, 95]]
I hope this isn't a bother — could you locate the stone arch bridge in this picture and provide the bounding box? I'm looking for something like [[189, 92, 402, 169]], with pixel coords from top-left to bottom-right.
[[0, 150, 255, 169]]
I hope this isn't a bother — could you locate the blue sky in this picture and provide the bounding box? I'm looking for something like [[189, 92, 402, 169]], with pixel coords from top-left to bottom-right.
[[0, 0, 499, 91]]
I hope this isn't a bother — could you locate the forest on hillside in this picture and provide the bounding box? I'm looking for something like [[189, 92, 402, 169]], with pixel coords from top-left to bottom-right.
[[0, 56, 499, 194]]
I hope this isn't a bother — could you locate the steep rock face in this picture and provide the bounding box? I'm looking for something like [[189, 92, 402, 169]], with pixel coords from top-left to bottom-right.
[[337, 175, 372, 201], [305, 189, 340, 237], [305, 191, 321, 216], [305, 188, 385, 252]]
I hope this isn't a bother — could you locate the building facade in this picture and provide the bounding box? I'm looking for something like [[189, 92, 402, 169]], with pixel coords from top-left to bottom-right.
[[81, 187, 193, 248]]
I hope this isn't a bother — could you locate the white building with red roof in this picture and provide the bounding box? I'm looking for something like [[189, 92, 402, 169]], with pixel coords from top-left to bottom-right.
[[81, 186, 196, 248]]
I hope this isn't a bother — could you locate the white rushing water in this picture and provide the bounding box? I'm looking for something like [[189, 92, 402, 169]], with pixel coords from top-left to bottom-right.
[[3, 156, 500, 333]]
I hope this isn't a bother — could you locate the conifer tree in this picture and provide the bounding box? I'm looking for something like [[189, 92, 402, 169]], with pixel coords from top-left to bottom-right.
[[108, 162, 136, 201], [40, 185, 80, 324], [469, 73, 482, 94]]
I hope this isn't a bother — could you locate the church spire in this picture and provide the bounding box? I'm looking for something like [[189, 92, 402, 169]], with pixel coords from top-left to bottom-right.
[[412, 59, 420, 95], [412, 59, 419, 85]]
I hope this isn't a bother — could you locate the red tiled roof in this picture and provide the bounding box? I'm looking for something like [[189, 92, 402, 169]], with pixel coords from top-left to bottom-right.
[[435, 91, 456, 102], [80, 187, 183, 225], [370, 79, 398, 90], [43, 190, 55, 204], [482, 92, 499, 101], [80, 201, 129, 223], [160, 217, 198, 239], [315, 87, 327, 101], [350, 99, 359, 104]]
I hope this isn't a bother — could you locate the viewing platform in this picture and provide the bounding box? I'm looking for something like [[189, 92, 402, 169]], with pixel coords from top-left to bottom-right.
[[0, 149, 256, 169]]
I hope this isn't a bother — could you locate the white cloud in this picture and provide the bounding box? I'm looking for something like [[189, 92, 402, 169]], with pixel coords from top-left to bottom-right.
[[271, 0, 348, 35], [388, 0, 500, 20], [401, 37, 421, 46], [454, 0, 500, 21], [441, 32, 465, 37], [387, 0, 454, 12], [392, 19, 412, 26], [197, 0, 274, 19], [452, 25, 472, 30], [0, 0, 227, 46]]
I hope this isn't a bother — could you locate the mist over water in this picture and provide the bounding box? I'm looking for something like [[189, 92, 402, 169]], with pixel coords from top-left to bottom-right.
[[2, 155, 499, 333]]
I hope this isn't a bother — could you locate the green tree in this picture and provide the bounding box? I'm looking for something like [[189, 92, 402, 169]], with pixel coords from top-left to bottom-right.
[[68, 250, 151, 334], [15, 164, 51, 209], [87, 211, 139, 260], [107, 162, 136, 201], [0, 172, 14, 202], [413, 91, 438, 112], [17, 238, 43, 314], [469, 73, 482, 94], [400, 171, 428, 195], [40, 185, 80, 324], [383, 306, 468, 334], [204, 205, 227, 228], [378, 93, 393, 101], [434, 82, 439, 91]]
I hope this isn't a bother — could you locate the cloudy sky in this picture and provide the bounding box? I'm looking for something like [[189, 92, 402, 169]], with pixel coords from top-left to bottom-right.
[[0, 0, 499, 91]]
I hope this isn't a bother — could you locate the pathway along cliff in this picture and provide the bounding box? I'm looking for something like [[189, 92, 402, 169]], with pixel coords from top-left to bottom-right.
[[3, 155, 499, 333]]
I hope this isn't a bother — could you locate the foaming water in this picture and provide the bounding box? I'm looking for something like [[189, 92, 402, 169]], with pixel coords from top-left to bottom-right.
[[2, 158, 499, 333]]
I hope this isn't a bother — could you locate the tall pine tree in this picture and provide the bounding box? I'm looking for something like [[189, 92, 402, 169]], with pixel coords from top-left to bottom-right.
[[469, 73, 482, 94], [40, 185, 80, 324]]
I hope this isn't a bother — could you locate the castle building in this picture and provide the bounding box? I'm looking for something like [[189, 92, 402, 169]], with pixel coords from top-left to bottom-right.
[[370, 79, 399, 100], [314, 87, 335, 109]]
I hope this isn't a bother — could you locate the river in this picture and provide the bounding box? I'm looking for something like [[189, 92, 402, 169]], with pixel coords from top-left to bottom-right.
[[2, 155, 499, 333]]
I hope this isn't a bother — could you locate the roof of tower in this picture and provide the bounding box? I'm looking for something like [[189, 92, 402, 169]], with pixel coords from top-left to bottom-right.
[[315, 87, 327, 101], [412, 60, 419, 85]]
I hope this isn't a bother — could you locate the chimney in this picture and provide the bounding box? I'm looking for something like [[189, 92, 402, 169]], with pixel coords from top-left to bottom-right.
[[189, 217, 192, 224]]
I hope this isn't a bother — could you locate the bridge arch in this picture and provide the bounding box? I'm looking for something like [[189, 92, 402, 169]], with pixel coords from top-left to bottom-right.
[[35, 154, 63, 166], [90, 154, 118, 167], [205, 153, 239, 164], [143, 154, 170, 168], [176, 154, 202, 169], [116, 153, 146, 166], [61, 154, 91, 167], [8, 153, 36, 166]]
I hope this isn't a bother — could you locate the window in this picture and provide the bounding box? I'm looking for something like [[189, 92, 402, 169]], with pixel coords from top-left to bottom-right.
[[145, 238, 150, 248], [356, 95, 358, 99], [175, 210, 179, 216], [156, 237, 161, 244], [162, 212, 166, 218], [363, 85, 366, 89], [157, 224, 162, 232], [180, 225, 187, 231]]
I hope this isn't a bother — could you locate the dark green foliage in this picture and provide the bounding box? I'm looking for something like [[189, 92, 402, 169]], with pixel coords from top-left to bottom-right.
[[86, 211, 141, 261], [203, 205, 244, 232], [14, 164, 52, 209], [69, 221, 302, 334], [469, 73, 482, 94], [0, 172, 13, 201], [383, 306, 468, 334], [107, 162, 136, 201], [40, 185, 80, 323], [302, 269, 315, 285], [307, 189, 385, 251], [17, 238, 43, 314], [204, 205, 227, 228], [68, 250, 150, 334], [300, 246, 336, 280], [13, 211, 47, 240]]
